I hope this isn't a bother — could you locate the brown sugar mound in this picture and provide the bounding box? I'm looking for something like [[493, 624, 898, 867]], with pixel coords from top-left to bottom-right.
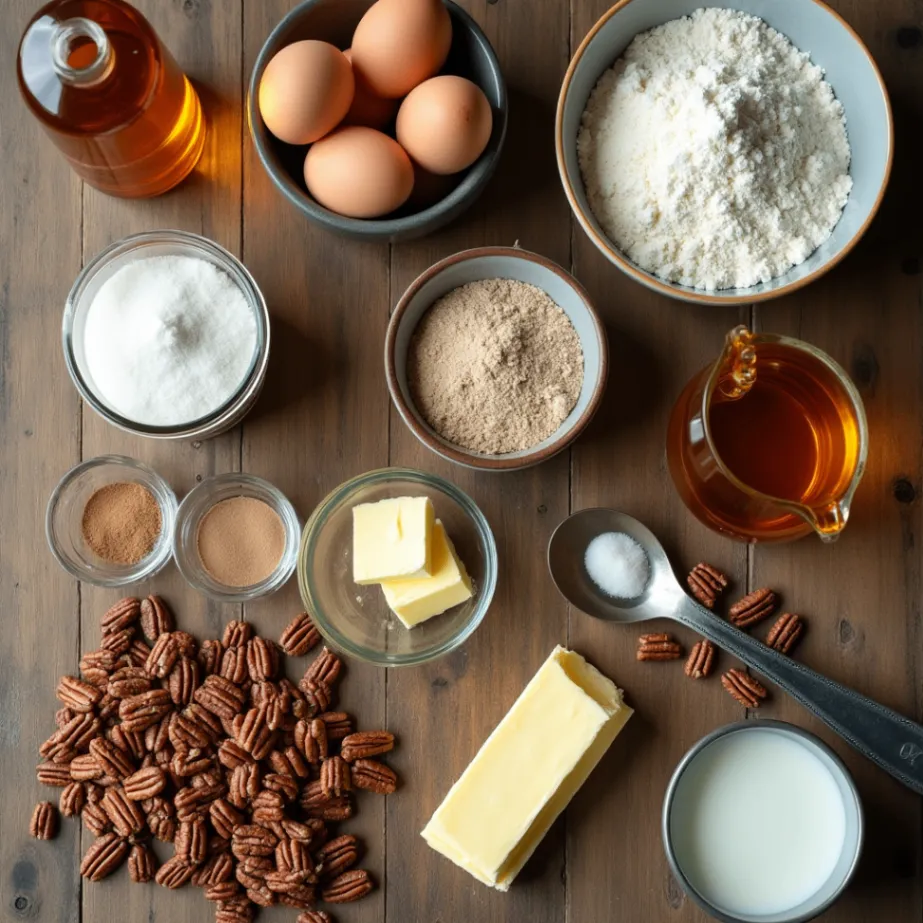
[[407, 279, 584, 455]]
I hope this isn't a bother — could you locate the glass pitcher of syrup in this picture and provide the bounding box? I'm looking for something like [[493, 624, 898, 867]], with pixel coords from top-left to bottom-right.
[[667, 326, 868, 543], [18, 0, 206, 197]]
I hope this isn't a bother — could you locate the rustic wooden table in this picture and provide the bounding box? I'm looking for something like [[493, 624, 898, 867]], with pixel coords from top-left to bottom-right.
[[2, 0, 922, 921]]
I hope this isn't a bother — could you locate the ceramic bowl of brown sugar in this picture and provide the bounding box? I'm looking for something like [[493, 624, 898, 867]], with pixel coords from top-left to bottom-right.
[[385, 246, 609, 471]]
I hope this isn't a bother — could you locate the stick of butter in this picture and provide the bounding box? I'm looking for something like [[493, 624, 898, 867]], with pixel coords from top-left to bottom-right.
[[422, 646, 632, 890], [352, 496, 434, 585], [380, 520, 473, 628]]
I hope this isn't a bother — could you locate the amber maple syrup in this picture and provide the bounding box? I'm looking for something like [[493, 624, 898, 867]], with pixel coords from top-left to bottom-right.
[[18, 0, 205, 197], [668, 329, 866, 542]]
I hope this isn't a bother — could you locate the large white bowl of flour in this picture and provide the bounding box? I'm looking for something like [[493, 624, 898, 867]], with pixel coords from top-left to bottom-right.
[[556, 0, 892, 304]]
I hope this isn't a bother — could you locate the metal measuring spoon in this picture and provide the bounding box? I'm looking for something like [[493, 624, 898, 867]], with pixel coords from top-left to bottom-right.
[[548, 508, 923, 796]]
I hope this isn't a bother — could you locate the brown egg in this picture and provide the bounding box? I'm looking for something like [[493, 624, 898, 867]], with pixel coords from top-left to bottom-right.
[[351, 0, 452, 99], [342, 48, 398, 130], [258, 41, 354, 145], [396, 76, 493, 175], [304, 127, 414, 219]]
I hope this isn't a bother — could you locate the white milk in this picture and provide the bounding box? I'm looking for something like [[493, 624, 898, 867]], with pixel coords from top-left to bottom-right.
[[670, 729, 847, 918]]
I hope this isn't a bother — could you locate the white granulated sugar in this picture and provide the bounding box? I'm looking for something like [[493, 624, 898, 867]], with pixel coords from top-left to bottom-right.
[[585, 532, 651, 600], [83, 255, 258, 427], [577, 8, 853, 291]]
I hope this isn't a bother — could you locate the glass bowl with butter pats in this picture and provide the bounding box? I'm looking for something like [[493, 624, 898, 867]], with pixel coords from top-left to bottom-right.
[[298, 468, 497, 667]]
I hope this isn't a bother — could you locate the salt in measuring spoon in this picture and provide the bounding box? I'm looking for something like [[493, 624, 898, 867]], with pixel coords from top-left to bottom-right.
[[547, 508, 923, 796]]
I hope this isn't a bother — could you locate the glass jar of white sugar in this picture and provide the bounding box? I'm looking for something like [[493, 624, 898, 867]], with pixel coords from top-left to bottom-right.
[[63, 230, 270, 440]]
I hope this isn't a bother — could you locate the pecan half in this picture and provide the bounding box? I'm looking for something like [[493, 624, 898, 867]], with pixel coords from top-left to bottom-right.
[[279, 613, 321, 657], [223, 620, 254, 648], [102, 597, 141, 635], [206, 880, 241, 902], [128, 843, 157, 883], [209, 798, 245, 840], [321, 868, 373, 903], [60, 781, 86, 817], [766, 613, 805, 654], [320, 756, 351, 798], [247, 884, 275, 907], [119, 689, 172, 733], [107, 666, 151, 700], [297, 913, 333, 923], [302, 647, 342, 688], [81, 833, 129, 881], [125, 640, 152, 669], [193, 851, 235, 887], [147, 798, 177, 842], [101, 786, 145, 836], [340, 730, 394, 763], [729, 588, 778, 628], [351, 759, 398, 794], [29, 802, 58, 840], [82, 802, 111, 836], [687, 563, 729, 609], [265, 869, 309, 895], [155, 854, 196, 889], [56, 675, 103, 713], [297, 678, 331, 717], [236, 707, 276, 760], [176, 816, 208, 865], [80, 649, 118, 683], [216, 895, 256, 923], [123, 765, 165, 801], [220, 646, 249, 685], [232, 824, 278, 860], [236, 854, 273, 889], [302, 787, 352, 822], [318, 711, 352, 740], [316, 834, 359, 881], [37, 761, 73, 787], [276, 837, 313, 875], [218, 739, 254, 771], [44, 713, 99, 760], [109, 724, 146, 760], [139, 595, 174, 641], [198, 639, 224, 676], [722, 669, 768, 707], [228, 762, 261, 809], [246, 638, 280, 683], [146, 633, 180, 679], [168, 657, 201, 706], [636, 633, 683, 661], [101, 628, 134, 656], [684, 640, 716, 680]]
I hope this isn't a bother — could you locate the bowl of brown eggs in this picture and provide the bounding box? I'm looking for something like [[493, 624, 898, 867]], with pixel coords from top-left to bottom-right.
[[248, 0, 508, 242]]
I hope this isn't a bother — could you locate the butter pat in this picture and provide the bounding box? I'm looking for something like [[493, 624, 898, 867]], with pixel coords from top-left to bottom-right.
[[380, 520, 473, 628], [422, 646, 632, 890], [352, 496, 434, 585]]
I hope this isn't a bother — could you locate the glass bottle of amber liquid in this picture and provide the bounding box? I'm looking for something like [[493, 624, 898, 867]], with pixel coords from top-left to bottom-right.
[[18, 0, 206, 197]]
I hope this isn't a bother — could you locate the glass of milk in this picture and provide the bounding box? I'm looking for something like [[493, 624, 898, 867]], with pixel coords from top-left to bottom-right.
[[663, 721, 863, 923]]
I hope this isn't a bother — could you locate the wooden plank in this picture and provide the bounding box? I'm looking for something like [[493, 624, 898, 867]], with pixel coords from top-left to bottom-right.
[[384, 1, 575, 921], [749, 5, 923, 920], [241, 0, 391, 919], [565, 0, 749, 918], [77, 2, 244, 922], [0, 4, 84, 922]]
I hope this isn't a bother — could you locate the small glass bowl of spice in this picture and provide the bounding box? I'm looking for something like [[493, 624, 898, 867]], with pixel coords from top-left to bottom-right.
[[46, 455, 177, 586], [173, 473, 300, 602]]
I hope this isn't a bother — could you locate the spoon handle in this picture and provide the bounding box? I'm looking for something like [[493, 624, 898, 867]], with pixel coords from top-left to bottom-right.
[[674, 596, 923, 795]]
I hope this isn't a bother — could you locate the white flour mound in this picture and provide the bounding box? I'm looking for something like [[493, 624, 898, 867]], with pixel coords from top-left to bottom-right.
[[577, 8, 853, 291]]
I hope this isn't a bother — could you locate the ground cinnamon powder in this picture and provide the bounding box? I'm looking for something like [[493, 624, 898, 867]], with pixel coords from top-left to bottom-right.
[[196, 497, 285, 587], [407, 278, 584, 454], [82, 482, 162, 565]]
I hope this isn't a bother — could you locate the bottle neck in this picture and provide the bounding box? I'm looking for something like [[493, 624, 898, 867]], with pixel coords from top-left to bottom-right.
[[51, 17, 114, 87]]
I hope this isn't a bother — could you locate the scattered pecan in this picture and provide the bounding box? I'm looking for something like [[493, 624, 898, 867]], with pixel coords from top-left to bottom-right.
[[687, 563, 729, 609], [102, 597, 141, 635], [297, 678, 332, 717], [198, 639, 224, 676], [247, 883, 275, 907], [125, 640, 152, 669], [228, 762, 262, 809], [320, 756, 351, 798], [223, 620, 254, 649], [119, 689, 172, 733], [81, 833, 128, 881], [128, 843, 157, 883], [246, 638, 280, 683], [729, 588, 778, 628], [109, 724, 146, 760], [29, 802, 58, 840], [80, 648, 118, 683], [37, 760, 72, 787], [56, 675, 103, 712], [351, 759, 398, 794], [107, 666, 151, 700], [322, 868, 374, 903], [319, 711, 352, 740], [59, 781, 86, 817], [101, 628, 134, 656], [209, 798, 245, 840], [340, 730, 394, 763], [316, 834, 359, 881], [297, 913, 333, 923], [303, 648, 342, 688], [193, 850, 235, 888], [722, 669, 768, 708], [216, 898, 256, 923], [123, 765, 165, 801], [304, 794, 353, 822], [176, 816, 209, 865], [236, 707, 276, 761], [310, 718, 329, 760], [82, 802, 111, 836], [155, 854, 196, 889], [146, 798, 176, 842], [220, 646, 249, 685], [684, 640, 716, 680], [192, 674, 248, 722], [636, 633, 684, 661], [206, 880, 241, 902], [168, 657, 201, 706], [139, 595, 174, 641], [279, 613, 321, 657], [766, 612, 805, 654], [232, 824, 278, 860], [276, 837, 313, 875], [101, 786, 145, 837], [146, 633, 180, 679]]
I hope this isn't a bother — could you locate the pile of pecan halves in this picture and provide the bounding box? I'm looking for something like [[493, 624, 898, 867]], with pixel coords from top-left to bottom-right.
[[30, 596, 398, 923]]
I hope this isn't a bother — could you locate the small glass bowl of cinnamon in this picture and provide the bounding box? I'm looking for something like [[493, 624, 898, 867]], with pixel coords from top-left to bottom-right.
[[46, 455, 177, 587], [173, 473, 301, 602]]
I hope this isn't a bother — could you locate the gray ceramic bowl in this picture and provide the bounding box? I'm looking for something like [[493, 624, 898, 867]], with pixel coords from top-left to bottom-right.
[[248, 0, 507, 243], [385, 247, 608, 471], [556, 0, 893, 305]]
